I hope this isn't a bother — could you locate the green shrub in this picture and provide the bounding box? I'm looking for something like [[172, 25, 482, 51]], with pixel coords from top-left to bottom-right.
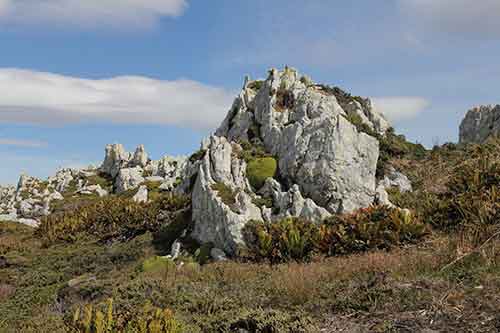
[[189, 149, 206, 163], [234, 140, 270, 163], [211, 182, 237, 207], [194, 243, 214, 265], [244, 218, 318, 262], [252, 196, 273, 209], [435, 139, 500, 229], [38, 194, 191, 244], [247, 80, 264, 91], [72, 299, 186, 333], [244, 206, 427, 263], [320, 206, 427, 255], [246, 157, 277, 190]]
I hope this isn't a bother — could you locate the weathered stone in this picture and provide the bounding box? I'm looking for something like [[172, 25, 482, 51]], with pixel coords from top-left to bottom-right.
[[379, 167, 412, 193], [100, 144, 131, 178], [217, 67, 380, 214], [191, 136, 262, 254], [459, 105, 500, 144], [115, 167, 145, 193], [211, 248, 228, 261], [130, 144, 149, 168], [132, 185, 148, 203]]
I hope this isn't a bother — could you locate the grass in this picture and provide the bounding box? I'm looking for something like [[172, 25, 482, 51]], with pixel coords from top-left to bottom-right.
[[2, 138, 500, 331], [210, 182, 237, 207], [1, 219, 499, 332]]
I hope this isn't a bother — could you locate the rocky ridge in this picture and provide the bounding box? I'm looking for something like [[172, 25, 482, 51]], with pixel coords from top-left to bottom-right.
[[459, 104, 500, 143], [0, 145, 187, 226]]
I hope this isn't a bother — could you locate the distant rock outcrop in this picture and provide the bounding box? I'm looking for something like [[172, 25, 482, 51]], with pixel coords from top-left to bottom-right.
[[0, 144, 187, 226], [459, 105, 500, 143]]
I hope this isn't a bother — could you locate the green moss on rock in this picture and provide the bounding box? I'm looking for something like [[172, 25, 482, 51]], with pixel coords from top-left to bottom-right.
[[246, 157, 277, 190]]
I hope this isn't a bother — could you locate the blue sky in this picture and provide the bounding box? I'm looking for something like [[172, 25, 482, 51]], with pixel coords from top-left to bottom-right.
[[1, 0, 500, 184]]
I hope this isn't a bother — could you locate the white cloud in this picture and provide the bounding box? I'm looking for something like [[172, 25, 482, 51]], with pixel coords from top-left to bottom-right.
[[0, 0, 187, 29], [372, 97, 430, 122], [0, 68, 234, 129], [0, 138, 48, 148], [400, 0, 500, 38]]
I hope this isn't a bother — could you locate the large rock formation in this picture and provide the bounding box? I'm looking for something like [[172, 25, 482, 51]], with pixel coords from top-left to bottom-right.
[[459, 105, 500, 144], [1, 67, 402, 258], [188, 67, 391, 254]]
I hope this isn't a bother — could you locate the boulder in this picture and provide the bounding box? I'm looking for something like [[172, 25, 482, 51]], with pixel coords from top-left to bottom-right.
[[378, 167, 412, 193], [115, 167, 145, 193], [210, 248, 228, 261], [132, 185, 148, 203], [459, 105, 500, 144]]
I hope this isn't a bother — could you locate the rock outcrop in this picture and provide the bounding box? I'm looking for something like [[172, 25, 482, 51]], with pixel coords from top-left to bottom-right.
[[2, 67, 402, 259], [1, 144, 187, 226], [459, 105, 500, 144], [188, 67, 391, 254]]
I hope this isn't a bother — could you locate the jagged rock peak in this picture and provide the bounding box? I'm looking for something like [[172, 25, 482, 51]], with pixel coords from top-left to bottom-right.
[[215, 66, 383, 213], [189, 67, 392, 254], [459, 104, 500, 144]]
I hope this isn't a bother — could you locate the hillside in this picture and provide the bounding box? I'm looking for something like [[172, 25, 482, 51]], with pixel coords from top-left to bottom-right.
[[1, 69, 499, 332]]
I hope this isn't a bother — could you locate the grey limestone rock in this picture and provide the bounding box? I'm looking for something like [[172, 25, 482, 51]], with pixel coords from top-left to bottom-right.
[[459, 105, 500, 144]]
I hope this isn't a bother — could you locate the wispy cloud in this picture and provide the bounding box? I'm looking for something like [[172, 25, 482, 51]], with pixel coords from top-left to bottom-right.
[[0, 0, 188, 29], [372, 97, 430, 122], [0, 68, 234, 129], [0, 138, 48, 148]]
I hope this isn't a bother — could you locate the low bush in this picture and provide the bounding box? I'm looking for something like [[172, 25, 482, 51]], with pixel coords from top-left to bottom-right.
[[246, 157, 277, 190], [234, 140, 270, 163], [247, 80, 264, 91], [244, 206, 427, 263], [72, 299, 187, 333], [38, 194, 191, 244], [439, 140, 500, 228], [211, 182, 236, 207]]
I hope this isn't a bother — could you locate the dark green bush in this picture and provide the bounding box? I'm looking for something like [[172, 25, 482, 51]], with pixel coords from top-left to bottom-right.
[[247, 80, 264, 91], [189, 149, 206, 163]]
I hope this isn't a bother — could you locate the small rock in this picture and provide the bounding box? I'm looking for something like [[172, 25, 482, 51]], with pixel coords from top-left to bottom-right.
[[132, 185, 148, 203], [211, 248, 228, 261]]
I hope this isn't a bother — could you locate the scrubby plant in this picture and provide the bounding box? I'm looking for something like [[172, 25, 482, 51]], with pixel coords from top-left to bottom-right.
[[211, 182, 237, 207], [244, 206, 427, 262], [243, 218, 318, 262], [234, 140, 270, 163], [247, 80, 264, 91], [246, 157, 277, 190], [72, 299, 186, 333], [38, 193, 191, 244], [434, 139, 500, 229], [188, 149, 206, 163]]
